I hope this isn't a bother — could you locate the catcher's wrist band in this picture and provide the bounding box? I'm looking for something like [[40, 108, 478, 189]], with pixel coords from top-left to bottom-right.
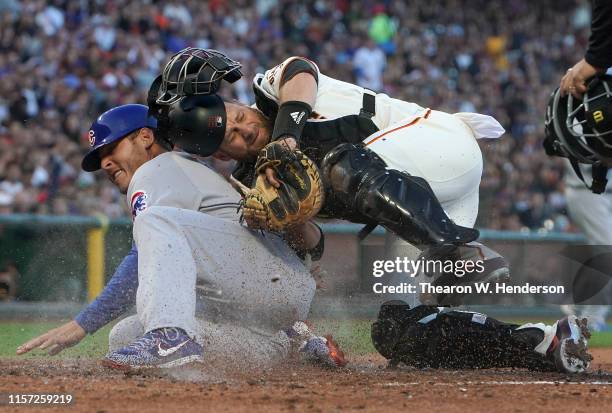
[[271, 100, 312, 142]]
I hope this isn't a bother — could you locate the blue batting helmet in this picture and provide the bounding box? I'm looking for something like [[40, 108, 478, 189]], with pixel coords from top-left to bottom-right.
[[82, 104, 157, 172]]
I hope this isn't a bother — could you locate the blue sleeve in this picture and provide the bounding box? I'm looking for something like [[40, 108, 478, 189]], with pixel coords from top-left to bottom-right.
[[74, 246, 139, 334]]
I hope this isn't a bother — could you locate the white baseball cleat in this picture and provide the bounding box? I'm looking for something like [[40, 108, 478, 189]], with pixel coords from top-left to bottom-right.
[[519, 315, 592, 373]]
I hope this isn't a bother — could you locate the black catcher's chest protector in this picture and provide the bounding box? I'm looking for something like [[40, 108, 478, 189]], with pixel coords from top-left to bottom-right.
[[300, 117, 379, 164], [252, 78, 379, 165], [235, 84, 380, 189]]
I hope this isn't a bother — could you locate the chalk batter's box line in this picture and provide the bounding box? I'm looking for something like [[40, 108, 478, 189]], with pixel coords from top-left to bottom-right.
[[379, 381, 612, 386]]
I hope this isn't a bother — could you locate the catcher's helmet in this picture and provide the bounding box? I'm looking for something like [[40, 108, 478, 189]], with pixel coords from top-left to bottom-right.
[[155, 48, 242, 105], [544, 75, 612, 166], [147, 86, 227, 157], [82, 104, 157, 172]]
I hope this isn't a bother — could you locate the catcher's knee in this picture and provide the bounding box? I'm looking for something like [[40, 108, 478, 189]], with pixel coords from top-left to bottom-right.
[[108, 315, 143, 352], [321, 143, 386, 195], [319, 143, 387, 218]]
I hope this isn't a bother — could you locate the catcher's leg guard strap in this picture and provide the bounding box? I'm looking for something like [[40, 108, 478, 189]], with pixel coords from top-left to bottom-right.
[[321, 143, 479, 246]]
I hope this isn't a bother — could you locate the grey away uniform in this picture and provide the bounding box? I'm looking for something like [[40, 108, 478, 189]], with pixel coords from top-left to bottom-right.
[[110, 151, 315, 364]]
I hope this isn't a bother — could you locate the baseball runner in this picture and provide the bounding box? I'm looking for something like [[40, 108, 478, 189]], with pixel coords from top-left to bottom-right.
[[147, 48, 510, 305], [16, 104, 346, 369]]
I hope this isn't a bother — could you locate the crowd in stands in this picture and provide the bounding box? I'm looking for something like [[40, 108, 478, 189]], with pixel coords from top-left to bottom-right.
[[0, 0, 594, 231]]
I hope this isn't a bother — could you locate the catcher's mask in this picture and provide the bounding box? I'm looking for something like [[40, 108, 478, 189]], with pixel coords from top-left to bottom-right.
[[155, 48, 242, 105], [544, 74, 612, 166]]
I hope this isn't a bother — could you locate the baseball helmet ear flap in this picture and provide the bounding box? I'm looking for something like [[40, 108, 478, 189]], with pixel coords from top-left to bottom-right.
[[165, 94, 227, 157]]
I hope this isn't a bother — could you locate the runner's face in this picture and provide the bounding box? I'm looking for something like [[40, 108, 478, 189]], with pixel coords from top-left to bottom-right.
[[99, 129, 150, 194], [215, 102, 271, 161]]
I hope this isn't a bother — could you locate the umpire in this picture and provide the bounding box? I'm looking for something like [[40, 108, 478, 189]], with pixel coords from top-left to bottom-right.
[[560, 0, 612, 97]]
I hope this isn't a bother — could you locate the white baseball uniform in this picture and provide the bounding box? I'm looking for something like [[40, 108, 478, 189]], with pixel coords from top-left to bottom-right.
[[254, 57, 505, 307], [109, 151, 315, 364], [255, 57, 505, 227]]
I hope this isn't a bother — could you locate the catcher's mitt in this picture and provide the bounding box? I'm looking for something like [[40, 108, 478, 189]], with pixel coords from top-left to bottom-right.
[[232, 141, 324, 232]]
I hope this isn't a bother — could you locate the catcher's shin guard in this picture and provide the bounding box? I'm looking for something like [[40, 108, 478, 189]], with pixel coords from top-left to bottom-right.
[[321, 144, 479, 247]]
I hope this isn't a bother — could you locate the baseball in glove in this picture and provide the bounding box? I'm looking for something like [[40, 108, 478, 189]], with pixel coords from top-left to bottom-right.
[[231, 141, 324, 232]]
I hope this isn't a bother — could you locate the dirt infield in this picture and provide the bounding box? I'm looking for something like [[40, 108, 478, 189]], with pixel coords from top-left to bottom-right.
[[2, 349, 612, 413]]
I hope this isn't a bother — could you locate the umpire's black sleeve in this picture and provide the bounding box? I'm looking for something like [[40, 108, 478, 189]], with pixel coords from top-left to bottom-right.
[[585, 0, 612, 69]]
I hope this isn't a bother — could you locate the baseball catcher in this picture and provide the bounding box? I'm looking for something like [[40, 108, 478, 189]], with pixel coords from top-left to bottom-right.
[[147, 48, 510, 304]]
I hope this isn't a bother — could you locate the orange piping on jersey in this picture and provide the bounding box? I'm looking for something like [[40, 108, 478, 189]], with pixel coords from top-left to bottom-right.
[[365, 108, 432, 146]]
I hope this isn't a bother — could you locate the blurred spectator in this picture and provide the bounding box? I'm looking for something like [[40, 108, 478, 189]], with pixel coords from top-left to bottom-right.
[[0, 0, 592, 233], [35, 1, 64, 37], [0, 261, 19, 301], [0, 162, 24, 202], [368, 4, 397, 54], [353, 37, 386, 91]]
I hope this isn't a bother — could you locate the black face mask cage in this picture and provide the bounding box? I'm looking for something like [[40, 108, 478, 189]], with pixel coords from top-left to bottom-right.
[[157, 48, 242, 105], [550, 76, 612, 165]]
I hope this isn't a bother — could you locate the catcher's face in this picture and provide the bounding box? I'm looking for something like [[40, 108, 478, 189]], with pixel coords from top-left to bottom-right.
[[214, 102, 271, 161], [99, 128, 153, 194]]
